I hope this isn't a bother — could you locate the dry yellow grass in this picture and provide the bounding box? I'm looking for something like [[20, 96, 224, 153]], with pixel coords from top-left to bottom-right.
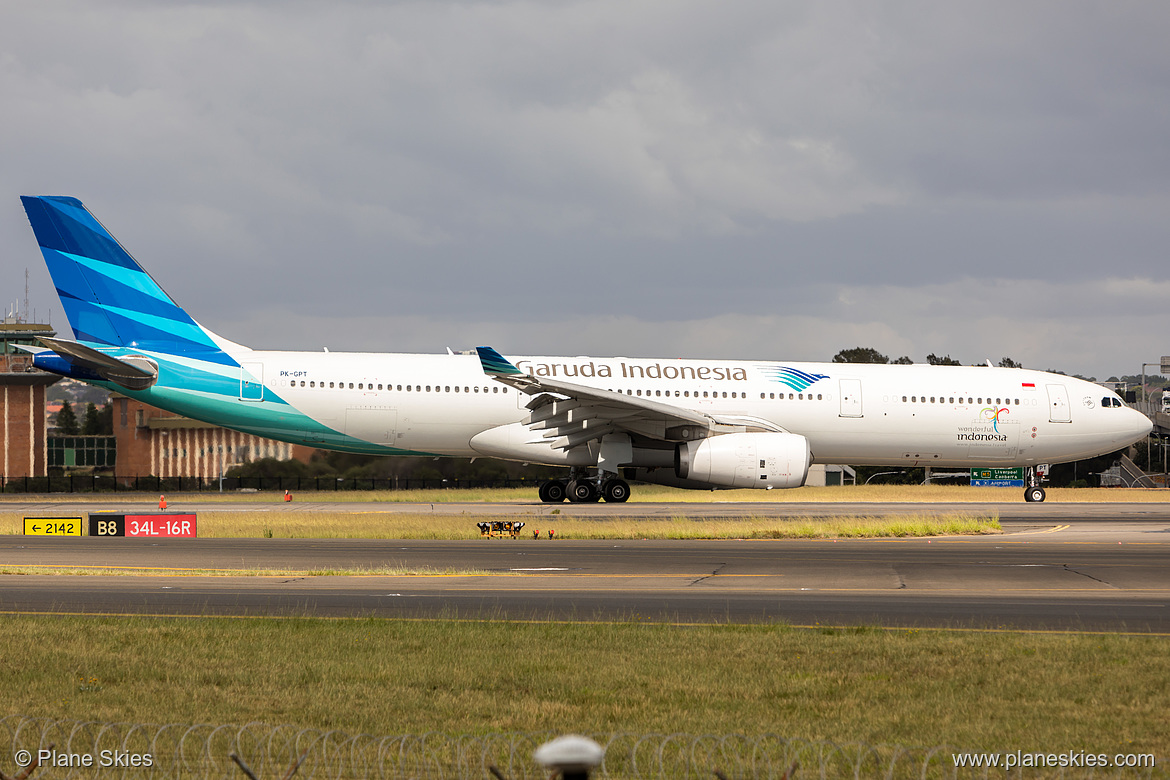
[[0, 510, 1000, 539], [0, 563, 491, 576]]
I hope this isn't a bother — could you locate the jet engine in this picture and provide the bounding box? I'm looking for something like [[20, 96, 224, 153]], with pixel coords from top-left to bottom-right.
[[674, 432, 811, 489]]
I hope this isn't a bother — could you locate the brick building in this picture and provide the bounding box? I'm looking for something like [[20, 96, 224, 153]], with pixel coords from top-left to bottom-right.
[[0, 319, 60, 478], [112, 394, 316, 478]]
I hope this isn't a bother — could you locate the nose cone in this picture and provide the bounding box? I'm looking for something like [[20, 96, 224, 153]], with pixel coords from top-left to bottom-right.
[[1126, 408, 1154, 444]]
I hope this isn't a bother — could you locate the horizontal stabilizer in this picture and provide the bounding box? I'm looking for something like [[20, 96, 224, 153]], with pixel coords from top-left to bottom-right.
[[37, 337, 158, 390]]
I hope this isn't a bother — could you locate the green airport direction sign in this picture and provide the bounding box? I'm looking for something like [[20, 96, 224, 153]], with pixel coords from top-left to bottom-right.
[[970, 468, 1024, 481], [970, 467, 1025, 487]]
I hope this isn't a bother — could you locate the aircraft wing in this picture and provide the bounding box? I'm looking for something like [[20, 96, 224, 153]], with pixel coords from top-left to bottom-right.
[[476, 347, 780, 450]]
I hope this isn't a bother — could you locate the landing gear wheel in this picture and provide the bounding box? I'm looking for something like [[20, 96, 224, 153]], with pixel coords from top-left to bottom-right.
[[1025, 486, 1046, 503], [602, 478, 630, 503], [567, 479, 599, 503], [539, 480, 567, 503]]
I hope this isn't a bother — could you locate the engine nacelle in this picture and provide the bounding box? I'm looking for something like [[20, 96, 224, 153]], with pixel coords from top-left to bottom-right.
[[675, 432, 811, 489]]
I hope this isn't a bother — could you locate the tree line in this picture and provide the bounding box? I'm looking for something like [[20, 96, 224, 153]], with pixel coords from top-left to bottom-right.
[[832, 347, 1023, 369], [52, 401, 113, 436]]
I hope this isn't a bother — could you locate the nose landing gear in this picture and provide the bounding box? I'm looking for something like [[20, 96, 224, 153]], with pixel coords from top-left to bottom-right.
[[1023, 465, 1048, 502], [1024, 485, 1046, 503]]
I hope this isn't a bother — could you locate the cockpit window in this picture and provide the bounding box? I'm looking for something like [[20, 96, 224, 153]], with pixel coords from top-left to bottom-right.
[[1102, 397, 1123, 408]]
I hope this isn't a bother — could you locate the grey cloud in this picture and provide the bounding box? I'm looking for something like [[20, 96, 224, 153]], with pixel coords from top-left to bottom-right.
[[2, 1, 1168, 380]]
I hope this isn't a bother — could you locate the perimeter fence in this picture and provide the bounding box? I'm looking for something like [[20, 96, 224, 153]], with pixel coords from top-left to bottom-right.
[[0, 717, 1164, 779]]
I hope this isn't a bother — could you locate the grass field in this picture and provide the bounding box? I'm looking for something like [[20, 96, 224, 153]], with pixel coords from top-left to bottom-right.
[[1, 615, 1165, 757], [0, 510, 1000, 540]]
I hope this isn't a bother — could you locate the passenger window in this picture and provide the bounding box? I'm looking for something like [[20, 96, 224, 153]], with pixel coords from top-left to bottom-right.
[[902, 396, 907, 402], [817, 394, 822, 400], [798, 393, 804, 400]]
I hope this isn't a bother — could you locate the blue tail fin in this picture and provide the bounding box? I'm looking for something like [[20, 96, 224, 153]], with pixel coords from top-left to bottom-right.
[[21, 196, 230, 362]]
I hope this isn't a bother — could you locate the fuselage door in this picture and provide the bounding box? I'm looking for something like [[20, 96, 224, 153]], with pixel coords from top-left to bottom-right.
[[240, 362, 264, 402], [839, 379, 863, 418], [1047, 384, 1072, 423]]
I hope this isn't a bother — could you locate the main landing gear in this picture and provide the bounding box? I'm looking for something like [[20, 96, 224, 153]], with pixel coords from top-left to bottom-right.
[[1023, 465, 1047, 503], [538, 470, 630, 503]]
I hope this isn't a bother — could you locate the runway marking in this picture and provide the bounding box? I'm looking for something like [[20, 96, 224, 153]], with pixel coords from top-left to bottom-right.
[[1008, 524, 1070, 536]]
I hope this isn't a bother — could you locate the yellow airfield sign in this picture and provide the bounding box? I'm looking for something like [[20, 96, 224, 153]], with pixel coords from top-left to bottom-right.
[[23, 517, 84, 536]]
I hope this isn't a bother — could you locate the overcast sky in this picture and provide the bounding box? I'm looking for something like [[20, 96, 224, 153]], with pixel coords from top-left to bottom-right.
[[3, 1, 1168, 379]]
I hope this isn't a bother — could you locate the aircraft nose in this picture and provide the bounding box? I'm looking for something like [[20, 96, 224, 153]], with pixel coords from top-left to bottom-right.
[[1130, 408, 1154, 440]]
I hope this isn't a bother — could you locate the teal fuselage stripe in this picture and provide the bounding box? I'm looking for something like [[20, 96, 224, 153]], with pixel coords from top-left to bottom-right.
[[91, 348, 433, 457]]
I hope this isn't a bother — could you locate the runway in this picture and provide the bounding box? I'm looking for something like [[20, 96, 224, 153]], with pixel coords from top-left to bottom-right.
[[8, 497, 1170, 520], [2, 500, 1168, 631]]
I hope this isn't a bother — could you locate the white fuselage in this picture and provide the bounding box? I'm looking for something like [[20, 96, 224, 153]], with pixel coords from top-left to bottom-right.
[[240, 350, 1150, 468]]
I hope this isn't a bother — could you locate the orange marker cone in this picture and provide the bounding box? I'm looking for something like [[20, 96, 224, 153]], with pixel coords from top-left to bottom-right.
[[159, 495, 167, 510], [284, 490, 292, 502]]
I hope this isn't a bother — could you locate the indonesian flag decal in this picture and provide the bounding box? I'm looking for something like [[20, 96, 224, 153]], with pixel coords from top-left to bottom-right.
[[1021, 382, 1036, 389]]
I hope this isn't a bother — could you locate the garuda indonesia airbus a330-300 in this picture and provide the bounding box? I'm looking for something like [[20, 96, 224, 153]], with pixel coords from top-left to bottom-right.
[[19, 196, 1152, 503]]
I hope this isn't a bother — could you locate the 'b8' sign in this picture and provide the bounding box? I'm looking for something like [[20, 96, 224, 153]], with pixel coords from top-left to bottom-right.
[[88, 514, 197, 538]]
